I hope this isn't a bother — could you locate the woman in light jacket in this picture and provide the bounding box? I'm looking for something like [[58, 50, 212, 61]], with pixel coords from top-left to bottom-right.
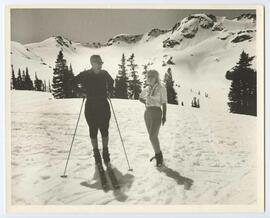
[[139, 70, 167, 167]]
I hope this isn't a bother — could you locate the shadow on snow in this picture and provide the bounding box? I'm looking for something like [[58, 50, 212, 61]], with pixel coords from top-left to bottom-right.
[[80, 166, 134, 202], [158, 165, 194, 190]]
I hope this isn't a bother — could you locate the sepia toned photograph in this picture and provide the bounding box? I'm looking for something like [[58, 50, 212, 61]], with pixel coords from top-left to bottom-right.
[[5, 4, 264, 213]]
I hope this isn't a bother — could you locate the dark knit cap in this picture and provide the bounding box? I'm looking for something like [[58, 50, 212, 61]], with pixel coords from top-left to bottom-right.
[[90, 55, 103, 63]]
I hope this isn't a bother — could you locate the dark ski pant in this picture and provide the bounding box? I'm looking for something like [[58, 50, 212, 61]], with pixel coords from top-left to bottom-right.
[[84, 99, 111, 149], [144, 106, 162, 154]]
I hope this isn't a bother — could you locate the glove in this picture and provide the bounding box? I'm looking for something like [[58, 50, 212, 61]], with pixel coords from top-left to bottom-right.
[[162, 116, 166, 125]]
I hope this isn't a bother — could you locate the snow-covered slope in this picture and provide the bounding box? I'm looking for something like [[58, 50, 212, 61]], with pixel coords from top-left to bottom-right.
[[11, 41, 53, 79], [11, 90, 258, 205], [10, 13, 256, 108]]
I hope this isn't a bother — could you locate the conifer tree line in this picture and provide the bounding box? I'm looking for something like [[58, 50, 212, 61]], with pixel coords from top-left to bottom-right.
[[11, 50, 179, 104], [226, 51, 257, 116], [114, 53, 178, 104], [10, 65, 51, 92]]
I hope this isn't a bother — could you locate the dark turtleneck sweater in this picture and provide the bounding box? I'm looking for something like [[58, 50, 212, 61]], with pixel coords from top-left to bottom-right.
[[73, 69, 114, 100]]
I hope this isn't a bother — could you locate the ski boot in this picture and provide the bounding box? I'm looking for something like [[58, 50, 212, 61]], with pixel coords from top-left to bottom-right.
[[150, 151, 164, 167], [102, 147, 120, 189], [93, 148, 108, 190]]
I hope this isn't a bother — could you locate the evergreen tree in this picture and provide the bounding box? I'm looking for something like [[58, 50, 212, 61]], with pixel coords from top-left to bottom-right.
[[52, 50, 67, 98], [11, 65, 16, 89], [127, 53, 141, 99], [114, 53, 129, 99], [34, 73, 43, 91], [192, 97, 196, 107], [226, 51, 256, 116], [48, 80, 52, 93], [16, 68, 23, 90], [43, 80, 47, 92], [197, 98, 200, 108], [163, 68, 178, 105], [22, 70, 26, 89], [24, 67, 34, 90]]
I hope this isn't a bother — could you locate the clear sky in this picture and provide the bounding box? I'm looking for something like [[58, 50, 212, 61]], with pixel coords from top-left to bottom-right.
[[11, 8, 255, 44]]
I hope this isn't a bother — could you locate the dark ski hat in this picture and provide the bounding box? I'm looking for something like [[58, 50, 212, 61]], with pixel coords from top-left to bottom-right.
[[90, 55, 103, 64]]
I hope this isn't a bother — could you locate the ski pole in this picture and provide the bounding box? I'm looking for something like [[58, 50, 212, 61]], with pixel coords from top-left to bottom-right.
[[108, 96, 133, 171], [61, 97, 85, 178]]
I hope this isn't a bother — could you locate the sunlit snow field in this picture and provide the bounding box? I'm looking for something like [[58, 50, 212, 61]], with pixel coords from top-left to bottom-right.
[[11, 90, 257, 205]]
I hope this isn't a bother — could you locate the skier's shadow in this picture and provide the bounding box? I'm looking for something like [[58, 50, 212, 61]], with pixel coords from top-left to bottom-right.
[[80, 167, 134, 202], [157, 165, 194, 190], [111, 167, 134, 201]]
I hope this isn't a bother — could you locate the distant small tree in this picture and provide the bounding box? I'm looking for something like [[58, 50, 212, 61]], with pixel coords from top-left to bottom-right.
[[127, 53, 141, 99], [16, 68, 23, 90], [115, 53, 129, 99], [24, 68, 34, 90], [43, 80, 47, 92], [34, 73, 43, 91], [11, 65, 16, 89], [22, 70, 26, 89], [192, 97, 196, 107], [226, 51, 256, 116], [197, 98, 200, 108], [48, 80, 52, 93], [191, 97, 200, 108], [164, 68, 178, 105]]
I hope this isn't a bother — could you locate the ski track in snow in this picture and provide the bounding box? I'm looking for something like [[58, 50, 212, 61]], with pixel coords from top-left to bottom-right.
[[11, 91, 257, 205]]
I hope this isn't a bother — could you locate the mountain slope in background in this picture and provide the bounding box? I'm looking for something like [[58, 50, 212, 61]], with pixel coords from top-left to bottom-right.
[[10, 13, 256, 109]]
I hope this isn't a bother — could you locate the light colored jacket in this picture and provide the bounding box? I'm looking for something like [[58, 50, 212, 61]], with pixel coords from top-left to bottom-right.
[[140, 83, 167, 107]]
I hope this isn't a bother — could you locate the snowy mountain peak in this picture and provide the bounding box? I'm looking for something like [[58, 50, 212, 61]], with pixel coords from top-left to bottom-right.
[[162, 13, 222, 48], [54, 35, 73, 48], [25, 36, 76, 51], [172, 14, 217, 34], [234, 13, 256, 22], [10, 12, 256, 86]]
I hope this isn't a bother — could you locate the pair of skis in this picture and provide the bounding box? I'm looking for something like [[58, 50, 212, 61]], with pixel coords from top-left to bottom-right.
[[96, 163, 120, 190]]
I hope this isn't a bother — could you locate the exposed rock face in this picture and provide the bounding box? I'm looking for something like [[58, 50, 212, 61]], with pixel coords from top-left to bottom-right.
[[163, 38, 181, 48], [212, 22, 224, 31], [81, 42, 104, 48], [235, 13, 256, 21], [231, 34, 253, 43], [55, 36, 72, 48], [163, 14, 219, 48], [107, 34, 143, 46], [148, 28, 168, 37]]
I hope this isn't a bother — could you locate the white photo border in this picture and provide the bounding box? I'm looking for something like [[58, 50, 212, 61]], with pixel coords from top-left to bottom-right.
[[1, 0, 268, 217]]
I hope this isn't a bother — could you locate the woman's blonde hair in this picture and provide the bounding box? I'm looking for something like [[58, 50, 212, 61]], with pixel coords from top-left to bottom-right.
[[147, 70, 161, 85]]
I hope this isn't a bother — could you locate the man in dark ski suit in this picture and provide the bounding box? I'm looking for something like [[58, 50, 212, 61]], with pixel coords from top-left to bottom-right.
[[73, 55, 114, 167]]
